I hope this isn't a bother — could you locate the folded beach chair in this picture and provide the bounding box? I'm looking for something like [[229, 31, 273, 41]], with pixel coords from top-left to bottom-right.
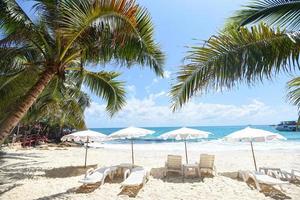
[[163, 155, 183, 177], [259, 167, 287, 180], [259, 167, 300, 183], [198, 154, 216, 176], [282, 169, 300, 182], [79, 166, 117, 186], [240, 171, 289, 192], [122, 167, 149, 188]]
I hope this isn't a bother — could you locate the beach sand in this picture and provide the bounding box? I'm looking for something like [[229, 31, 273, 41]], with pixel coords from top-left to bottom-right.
[[1, 142, 300, 200]]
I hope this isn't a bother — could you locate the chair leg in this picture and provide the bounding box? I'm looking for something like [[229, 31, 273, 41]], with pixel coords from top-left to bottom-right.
[[101, 176, 106, 186], [255, 182, 262, 191], [279, 185, 286, 192]]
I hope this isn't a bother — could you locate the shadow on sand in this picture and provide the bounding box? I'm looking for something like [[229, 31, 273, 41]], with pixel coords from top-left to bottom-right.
[[220, 172, 292, 200], [44, 165, 97, 178], [32, 190, 73, 200], [0, 183, 23, 196], [0, 151, 46, 182], [150, 167, 208, 183]]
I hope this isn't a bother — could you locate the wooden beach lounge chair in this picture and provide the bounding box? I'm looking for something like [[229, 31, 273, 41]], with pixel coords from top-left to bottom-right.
[[163, 155, 183, 177], [122, 167, 149, 188], [79, 166, 117, 186], [240, 171, 289, 192], [198, 154, 216, 176]]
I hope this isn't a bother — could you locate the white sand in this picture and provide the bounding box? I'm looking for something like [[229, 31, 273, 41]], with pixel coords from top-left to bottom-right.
[[1, 142, 300, 200]]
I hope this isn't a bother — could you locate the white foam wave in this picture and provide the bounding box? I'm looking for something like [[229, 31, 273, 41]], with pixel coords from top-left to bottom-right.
[[99, 140, 300, 152]]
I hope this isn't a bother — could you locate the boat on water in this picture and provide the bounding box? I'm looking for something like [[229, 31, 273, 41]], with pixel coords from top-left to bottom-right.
[[275, 121, 298, 132]]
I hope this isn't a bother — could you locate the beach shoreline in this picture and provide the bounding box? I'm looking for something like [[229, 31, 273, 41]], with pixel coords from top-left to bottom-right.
[[1, 143, 300, 200]]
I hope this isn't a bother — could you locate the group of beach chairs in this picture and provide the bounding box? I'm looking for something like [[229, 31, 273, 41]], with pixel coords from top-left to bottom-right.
[[78, 154, 300, 194], [79, 163, 149, 191], [164, 154, 217, 177]]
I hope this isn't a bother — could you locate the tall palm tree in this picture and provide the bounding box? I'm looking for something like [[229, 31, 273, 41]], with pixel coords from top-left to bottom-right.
[[0, 0, 165, 143], [170, 0, 300, 111]]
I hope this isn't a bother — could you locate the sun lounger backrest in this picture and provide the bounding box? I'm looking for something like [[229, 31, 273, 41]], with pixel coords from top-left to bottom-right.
[[167, 155, 182, 169], [199, 154, 215, 169]]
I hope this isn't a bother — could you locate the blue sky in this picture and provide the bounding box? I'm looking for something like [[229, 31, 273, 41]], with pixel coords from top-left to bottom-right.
[[85, 0, 298, 128], [18, 0, 298, 127]]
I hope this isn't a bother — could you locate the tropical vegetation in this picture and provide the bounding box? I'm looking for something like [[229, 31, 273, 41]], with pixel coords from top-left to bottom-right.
[[0, 0, 165, 144], [171, 0, 300, 114]]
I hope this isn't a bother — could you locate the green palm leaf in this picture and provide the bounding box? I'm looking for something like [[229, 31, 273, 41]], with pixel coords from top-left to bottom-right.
[[82, 70, 126, 115], [171, 23, 300, 110], [287, 77, 300, 109], [231, 0, 300, 30]]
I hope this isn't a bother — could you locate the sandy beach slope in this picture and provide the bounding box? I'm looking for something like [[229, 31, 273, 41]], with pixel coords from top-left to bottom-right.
[[1, 142, 300, 200]]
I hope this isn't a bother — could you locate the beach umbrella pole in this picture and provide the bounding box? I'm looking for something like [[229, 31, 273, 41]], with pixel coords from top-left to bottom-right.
[[184, 139, 188, 164], [250, 141, 257, 171], [131, 139, 134, 166], [84, 137, 89, 168]]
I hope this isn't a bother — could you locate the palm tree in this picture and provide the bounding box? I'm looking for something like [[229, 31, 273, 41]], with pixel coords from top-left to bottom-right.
[[170, 0, 300, 111], [0, 0, 165, 143], [22, 75, 92, 130]]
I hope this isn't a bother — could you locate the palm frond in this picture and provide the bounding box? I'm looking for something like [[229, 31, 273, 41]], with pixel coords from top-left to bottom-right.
[[287, 77, 300, 109], [171, 23, 300, 110], [82, 70, 126, 115], [58, 0, 139, 59], [231, 0, 300, 30], [0, 0, 35, 33], [57, 0, 164, 76]]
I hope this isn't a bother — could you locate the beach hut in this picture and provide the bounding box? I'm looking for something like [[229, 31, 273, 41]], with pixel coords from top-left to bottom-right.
[[159, 127, 211, 163], [109, 126, 155, 165], [61, 130, 107, 167], [224, 127, 286, 170]]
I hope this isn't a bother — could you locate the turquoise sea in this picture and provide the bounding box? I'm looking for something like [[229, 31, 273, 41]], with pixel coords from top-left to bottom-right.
[[91, 125, 300, 144]]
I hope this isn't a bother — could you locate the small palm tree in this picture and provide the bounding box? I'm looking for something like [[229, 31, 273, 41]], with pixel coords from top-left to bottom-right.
[[171, 0, 300, 112], [0, 0, 165, 143]]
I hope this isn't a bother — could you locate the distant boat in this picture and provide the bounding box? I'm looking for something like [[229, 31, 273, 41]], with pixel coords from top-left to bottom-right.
[[275, 121, 298, 132]]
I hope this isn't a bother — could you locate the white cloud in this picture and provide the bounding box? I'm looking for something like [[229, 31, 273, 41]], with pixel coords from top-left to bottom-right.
[[150, 70, 172, 85], [126, 85, 136, 97], [85, 94, 297, 128], [164, 70, 172, 79], [153, 78, 159, 83], [149, 91, 166, 100]]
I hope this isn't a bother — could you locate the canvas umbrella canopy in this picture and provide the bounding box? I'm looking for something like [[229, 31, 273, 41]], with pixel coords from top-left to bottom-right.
[[224, 127, 286, 171], [61, 130, 107, 167], [109, 126, 155, 165], [159, 127, 211, 163]]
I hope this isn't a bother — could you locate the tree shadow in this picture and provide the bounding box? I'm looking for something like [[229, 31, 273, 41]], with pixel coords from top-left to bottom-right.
[[1, 154, 46, 185], [32, 189, 73, 200], [0, 183, 23, 195], [0, 152, 42, 160]]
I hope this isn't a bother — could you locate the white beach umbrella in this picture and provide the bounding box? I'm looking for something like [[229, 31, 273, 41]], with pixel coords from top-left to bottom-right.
[[159, 127, 211, 163], [61, 130, 107, 142], [61, 130, 107, 167], [109, 126, 155, 165], [224, 127, 286, 170]]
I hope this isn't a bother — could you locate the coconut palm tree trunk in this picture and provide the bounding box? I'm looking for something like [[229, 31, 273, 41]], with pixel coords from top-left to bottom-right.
[[0, 68, 56, 144]]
